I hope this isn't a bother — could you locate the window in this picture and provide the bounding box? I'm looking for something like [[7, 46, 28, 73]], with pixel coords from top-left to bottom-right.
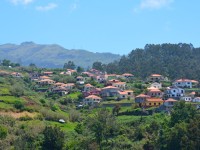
[[172, 94, 175, 97], [154, 103, 156, 106], [158, 103, 161, 105], [128, 92, 131, 95], [149, 103, 151, 105], [173, 90, 176, 92]]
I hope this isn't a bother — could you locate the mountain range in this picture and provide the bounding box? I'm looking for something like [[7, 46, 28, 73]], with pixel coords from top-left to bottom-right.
[[0, 42, 121, 68]]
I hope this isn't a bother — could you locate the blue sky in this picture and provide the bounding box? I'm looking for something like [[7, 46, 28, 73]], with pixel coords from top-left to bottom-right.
[[0, 0, 199, 54]]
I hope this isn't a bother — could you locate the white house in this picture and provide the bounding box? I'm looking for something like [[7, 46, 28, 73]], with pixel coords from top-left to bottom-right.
[[149, 82, 162, 89], [173, 79, 198, 88], [165, 87, 185, 98]]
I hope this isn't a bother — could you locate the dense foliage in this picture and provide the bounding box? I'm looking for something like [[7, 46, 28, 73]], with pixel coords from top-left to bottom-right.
[[105, 43, 200, 80]]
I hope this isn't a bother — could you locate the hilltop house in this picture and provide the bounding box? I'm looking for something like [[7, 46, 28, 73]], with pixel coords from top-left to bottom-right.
[[173, 79, 198, 88], [135, 94, 163, 107], [83, 95, 102, 106], [147, 88, 163, 97], [149, 82, 162, 89], [165, 86, 185, 99], [117, 90, 134, 99], [76, 76, 85, 84], [62, 83, 75, 90], [101, 86, 119, 98], [147, 74, 165, 82], [145, 98, 163, 107], [51, 86, 68, 95], [163, 98, 177, 109], [43, 71, 53, 76], [39, 76, 50, 80], [29, 72, 40, 80], [120, 73, 134, 80], [84, 84, 95, 92], [112, 82, 126, 90], [135, 94, 150, 103], [37, 79, 55, 85], [11, 72, 23, 78]]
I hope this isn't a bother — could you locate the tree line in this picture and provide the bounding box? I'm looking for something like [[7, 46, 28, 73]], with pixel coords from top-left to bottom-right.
[[92, 43, 200, 80]]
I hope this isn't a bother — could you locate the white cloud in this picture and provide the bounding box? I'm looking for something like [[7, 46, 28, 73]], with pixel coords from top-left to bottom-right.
[[9, 0, 34, 5], [36, 3, 58, 11], [135, 0, 173, 12]]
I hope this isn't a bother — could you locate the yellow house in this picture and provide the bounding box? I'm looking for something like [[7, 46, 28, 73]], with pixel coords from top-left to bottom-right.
[[145, 98, 163, 107]]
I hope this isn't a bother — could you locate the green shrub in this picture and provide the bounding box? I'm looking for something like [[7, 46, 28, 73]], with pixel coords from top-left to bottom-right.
[[0, 125, 7, 139], [14, 101, 25, 111]]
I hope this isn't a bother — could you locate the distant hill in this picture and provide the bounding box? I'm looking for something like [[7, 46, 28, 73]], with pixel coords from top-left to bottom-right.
[[0, 42, 121, 68]]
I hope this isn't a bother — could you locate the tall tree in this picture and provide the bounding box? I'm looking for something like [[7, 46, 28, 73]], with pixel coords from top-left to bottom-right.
[[63, 61, 76, 70], [92, 61, 104, 71], [42, 126, 65, 150]]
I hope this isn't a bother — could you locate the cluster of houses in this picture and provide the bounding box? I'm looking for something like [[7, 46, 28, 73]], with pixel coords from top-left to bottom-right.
[[2, 68, 200, 110]]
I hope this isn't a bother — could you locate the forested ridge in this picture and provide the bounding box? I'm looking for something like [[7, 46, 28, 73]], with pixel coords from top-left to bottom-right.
[[105, 43, 200, 80]]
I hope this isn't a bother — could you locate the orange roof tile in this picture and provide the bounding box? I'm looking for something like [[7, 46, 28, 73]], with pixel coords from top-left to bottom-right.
[[136, 94, 150, 98], [113, 82, 126, 85], [85, 95, 102, 99], [151, 74, 162, 77], [102, 86, 119, 90], [165, 98, 177, 102], [85, 84, 94, 87], [146, 98, 163, 102], [148, 89, 162, 92]]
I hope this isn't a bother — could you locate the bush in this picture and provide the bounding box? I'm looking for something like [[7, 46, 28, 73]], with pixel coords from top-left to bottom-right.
[[10, 84, 24, 97], [0, 125, 7, 139], [69, 109, 81, 122], [14, 101, 25, 111], [19, 115, 33, 121]]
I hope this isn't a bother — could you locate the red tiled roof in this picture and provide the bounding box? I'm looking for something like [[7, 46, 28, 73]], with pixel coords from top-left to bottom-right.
[[40, 76, 50, 79], [136, 94, 150, 98], [175, 79, 198, 83], [165, 98, 177, 102], [85, 95, 102, 99], [148, 89, 161, 92], [146, 98, 163, 102], [151, 74, 162, 77], [113, 82, 126, 85], [102, 86, 119, 90]]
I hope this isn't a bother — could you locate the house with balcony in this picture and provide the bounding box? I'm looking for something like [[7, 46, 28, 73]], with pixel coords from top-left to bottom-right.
[[165, 86, 185, 99]]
